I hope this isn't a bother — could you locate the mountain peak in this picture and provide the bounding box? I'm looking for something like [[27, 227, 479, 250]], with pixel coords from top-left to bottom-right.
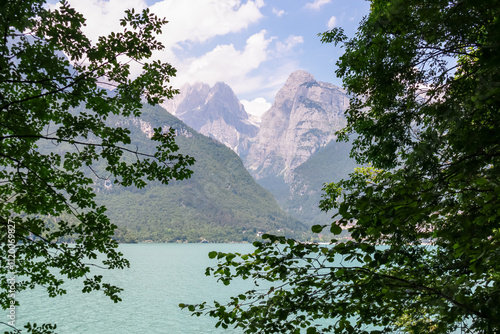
[[286, 70, 315, 86], [245, 71, 349, 181], [212, 81, 230, 90], [267, 71, 316, 113], [160, 81, 258, 157]]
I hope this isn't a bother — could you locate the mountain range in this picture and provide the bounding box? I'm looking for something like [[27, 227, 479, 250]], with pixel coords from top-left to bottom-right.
[[90, 104, 309, 243], [52, 70, 357, 242], [161, 70, 357, 227]]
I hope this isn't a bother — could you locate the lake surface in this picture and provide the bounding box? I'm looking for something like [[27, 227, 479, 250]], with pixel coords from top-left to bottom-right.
[[14, 243, 258, 334], [10, 243, 463, 334]]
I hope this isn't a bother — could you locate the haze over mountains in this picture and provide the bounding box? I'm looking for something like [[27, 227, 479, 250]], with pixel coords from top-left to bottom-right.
[[162, 70, 357, 226]]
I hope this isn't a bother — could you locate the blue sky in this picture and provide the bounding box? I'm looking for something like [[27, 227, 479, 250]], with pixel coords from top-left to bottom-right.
[[51, 0, 370, 116]]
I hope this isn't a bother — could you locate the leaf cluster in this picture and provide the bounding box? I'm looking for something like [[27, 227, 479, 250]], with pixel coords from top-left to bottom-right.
[[1, 1, 193, 332], [185, 0, 500, 332]]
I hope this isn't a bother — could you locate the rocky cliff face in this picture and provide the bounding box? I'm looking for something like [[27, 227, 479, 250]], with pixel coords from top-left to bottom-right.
[[160, 70, 354, 226], [244, 70, 349, 182], [161, 82, 258, 157]]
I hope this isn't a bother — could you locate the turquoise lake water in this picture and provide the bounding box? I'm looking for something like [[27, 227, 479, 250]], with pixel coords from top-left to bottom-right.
[[12, 243, 259, 334], [6, 243, 467, 334]]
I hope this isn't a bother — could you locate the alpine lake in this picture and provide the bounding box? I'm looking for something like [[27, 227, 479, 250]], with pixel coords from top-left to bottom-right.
[[15, 243, 260, 334]]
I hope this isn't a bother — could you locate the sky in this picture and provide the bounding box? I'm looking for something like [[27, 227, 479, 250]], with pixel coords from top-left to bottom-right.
[[48, 0, 371, 117]]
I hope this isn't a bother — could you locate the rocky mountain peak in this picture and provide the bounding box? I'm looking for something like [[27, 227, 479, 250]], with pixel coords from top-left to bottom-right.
[[286, 70, 315, 86], [268, 71, 316, 115], [160, 81, 258, 157], [244, 70, 349, 182]]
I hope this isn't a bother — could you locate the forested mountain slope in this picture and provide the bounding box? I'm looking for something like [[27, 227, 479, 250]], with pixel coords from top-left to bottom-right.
[[94, 104, 308, 242]]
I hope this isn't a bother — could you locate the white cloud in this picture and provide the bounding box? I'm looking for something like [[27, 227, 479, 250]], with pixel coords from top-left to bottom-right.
[[272, 7, 286, 17], [60, 0, 264, 49], [171, 31, 305, 100], [305, 0, 331, 10], [241, 97, 271, 117], [55, 0, 301, 103], [275, 35, 304, 56], [151, 0, 264, 45], [174, 30, 272, 88], [50, 0, 148, 43], [327, 16, 337, 29], [56, 0, 267, 87]]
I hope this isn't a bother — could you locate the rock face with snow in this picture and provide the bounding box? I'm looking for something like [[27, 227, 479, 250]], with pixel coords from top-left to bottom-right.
[[244, 70, 349, 182], [162, 82, 258, 157]]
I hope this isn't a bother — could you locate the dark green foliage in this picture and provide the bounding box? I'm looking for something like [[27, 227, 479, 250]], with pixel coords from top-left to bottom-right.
[[184, 0, 500, 332], [0, 1, 193, 332]]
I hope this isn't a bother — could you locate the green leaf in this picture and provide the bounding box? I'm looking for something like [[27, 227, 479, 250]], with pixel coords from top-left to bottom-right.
[[311, 225, 325, 233], [0, 2, 193, 331], [180, 1, 500, 333], [306, 327, 318, 334], [330, 224, 342, 235]]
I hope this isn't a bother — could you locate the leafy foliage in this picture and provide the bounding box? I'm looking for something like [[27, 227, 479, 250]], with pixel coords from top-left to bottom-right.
[[183, 0, 500, 332], [0, 1, 193, 332]]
